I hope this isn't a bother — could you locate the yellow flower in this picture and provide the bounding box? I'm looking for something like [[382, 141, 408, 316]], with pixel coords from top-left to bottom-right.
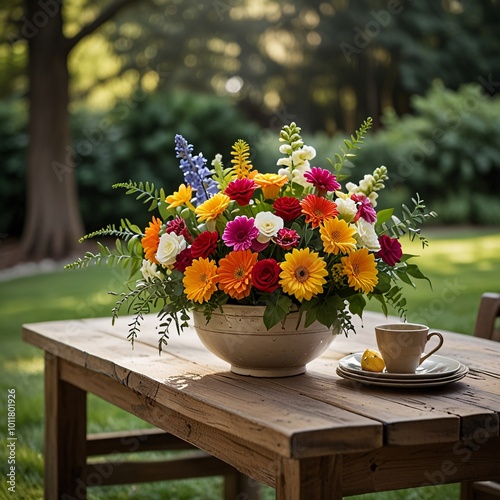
[[166, 184, 195, 210], [279, 248, 328, 301], [218, 249, 258, 300], [320, 217, 357, 255], [341, 247, 378, 293], [195, 193, 231, 222], [254, 173, 288, 199], [183, 258, 218, 303]]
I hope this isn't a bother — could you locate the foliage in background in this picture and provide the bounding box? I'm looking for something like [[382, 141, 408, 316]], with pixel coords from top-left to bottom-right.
[[352, 82, 500, 224], [0, 90, 259, 238]]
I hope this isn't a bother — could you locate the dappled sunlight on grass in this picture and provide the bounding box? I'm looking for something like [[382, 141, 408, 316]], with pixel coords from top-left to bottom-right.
[[4, 356, 44, 375]]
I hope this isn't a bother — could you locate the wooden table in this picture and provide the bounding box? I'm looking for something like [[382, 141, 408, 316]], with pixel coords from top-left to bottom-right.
[[23, 311, 500, 499]]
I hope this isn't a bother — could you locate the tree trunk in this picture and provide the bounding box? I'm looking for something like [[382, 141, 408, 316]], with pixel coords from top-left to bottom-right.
[[21, 0, 84, 261]]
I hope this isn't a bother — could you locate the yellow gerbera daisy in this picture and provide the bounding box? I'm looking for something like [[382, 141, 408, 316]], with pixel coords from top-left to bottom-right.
[[320, 217, 357, 255], [183, 258, 219, 303], [254, 173, 288, 199], [166, 184, 195, 210], [279, 248, 328, 302], [341, 247, 378, 293], [195, 193, 231, 222], [217, 249, 258, 300]]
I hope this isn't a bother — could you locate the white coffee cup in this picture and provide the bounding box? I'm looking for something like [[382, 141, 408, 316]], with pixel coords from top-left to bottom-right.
[[375, 323, 444, 374]]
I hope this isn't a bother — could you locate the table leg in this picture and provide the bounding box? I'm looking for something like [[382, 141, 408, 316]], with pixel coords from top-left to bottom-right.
[[276, 455, 342, 500], [45, 353, 87, 499]]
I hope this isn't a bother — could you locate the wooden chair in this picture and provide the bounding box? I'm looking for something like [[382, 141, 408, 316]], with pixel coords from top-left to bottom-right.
[[461, 293, 500, 500]]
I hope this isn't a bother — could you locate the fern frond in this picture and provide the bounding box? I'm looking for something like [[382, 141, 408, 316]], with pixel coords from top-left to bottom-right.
[[329, 117, 373, 175], [113, 180, 166, 213], [230, 139, 253, 179], [79, 218, 143, 243], [381, 194, 438, 247]]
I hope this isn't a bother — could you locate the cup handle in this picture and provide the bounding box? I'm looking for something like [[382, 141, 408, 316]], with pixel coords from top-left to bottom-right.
[[419, 332, 444, 365]]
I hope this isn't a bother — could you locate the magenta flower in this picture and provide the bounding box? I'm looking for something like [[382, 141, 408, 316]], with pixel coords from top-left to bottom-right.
[[304, 167, 341, 197], [351, 194, 377, 223], [165, 216, 192, 243], [224, 178, 256, 206], [222, 216, 259, 251], [273, 228, 300, 250]]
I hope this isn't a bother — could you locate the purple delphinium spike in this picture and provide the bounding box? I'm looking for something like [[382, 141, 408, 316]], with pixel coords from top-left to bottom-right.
[[174, 135, 218, 206]]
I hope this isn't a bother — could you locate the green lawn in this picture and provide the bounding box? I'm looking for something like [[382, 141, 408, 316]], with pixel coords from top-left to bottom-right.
[[1, 227, 499, 499]]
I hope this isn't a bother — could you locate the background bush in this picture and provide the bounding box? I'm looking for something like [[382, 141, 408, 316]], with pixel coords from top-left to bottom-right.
[[353, 82, 500, 224]]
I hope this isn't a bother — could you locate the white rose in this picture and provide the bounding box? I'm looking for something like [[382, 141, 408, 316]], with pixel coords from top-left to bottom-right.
[[155, 232, 187, 267], [335, 197, 358, 223], [254, 211, 284, 243], [355, 219, 381, 252], [140, 259, 162, 281]]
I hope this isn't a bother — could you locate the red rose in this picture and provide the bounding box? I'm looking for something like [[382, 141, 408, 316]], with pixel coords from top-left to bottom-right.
[[252, 258, 281, 293], [191, 231, 218, 259], [224, 178, 256, 206], [377, 234, 403, 266], [273, 196, 302, 221], [173, 247, 193, 273]]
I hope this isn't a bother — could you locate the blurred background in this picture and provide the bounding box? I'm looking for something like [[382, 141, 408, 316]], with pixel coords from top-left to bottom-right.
[[1, 2, 499, 498], [1, 0, 499, 264]]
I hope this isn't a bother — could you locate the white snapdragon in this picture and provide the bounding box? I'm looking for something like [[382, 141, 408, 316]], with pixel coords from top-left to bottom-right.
[[155, 232, 187, 267], [277, 145, 316, 187], [355, 219, 381, 252], [335, 197, 358, 223], [254, 212, 284, 243], [140, 259, 162, 281]]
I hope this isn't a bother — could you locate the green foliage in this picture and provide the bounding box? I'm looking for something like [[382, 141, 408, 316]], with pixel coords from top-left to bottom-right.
[[0, 89, 259, 237], [354, 83, 500, 224]]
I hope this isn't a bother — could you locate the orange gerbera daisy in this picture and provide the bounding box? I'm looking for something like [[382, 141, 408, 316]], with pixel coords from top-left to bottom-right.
[[341, 247, 378, 293], [300, 194, 338, 228], [142, 216, 162, 263], [195, 193, 231, 223], [254, 173, 288, 199], [217, 249, 258, 300], [183, 258, 219, 303], [319, 217, 357, 255]]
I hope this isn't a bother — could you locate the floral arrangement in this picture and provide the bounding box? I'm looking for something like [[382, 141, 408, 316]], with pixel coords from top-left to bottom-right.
[[67, 119, 436, 351]]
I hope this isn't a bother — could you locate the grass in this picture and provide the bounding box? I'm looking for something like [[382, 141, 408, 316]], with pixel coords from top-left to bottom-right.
[[0, 227, 499, 499]]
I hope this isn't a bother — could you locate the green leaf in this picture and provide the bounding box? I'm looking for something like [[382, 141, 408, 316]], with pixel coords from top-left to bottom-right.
[[375, 208, 394, 226], [347, 294, 366, 317], [263, 295, 293, 329]]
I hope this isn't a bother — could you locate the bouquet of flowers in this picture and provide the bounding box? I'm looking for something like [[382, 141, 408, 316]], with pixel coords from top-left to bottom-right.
[[67, 119, 436, 351]]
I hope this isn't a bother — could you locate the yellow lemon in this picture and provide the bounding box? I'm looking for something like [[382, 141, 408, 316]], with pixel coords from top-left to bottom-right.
[[361, 349, 385, 372]]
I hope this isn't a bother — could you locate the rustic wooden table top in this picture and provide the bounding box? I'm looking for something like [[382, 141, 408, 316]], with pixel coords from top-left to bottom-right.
[[23, 311, 500, 498]]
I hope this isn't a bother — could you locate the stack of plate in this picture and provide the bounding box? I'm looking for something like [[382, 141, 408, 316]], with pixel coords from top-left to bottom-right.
[[336, 353, 468, 388]]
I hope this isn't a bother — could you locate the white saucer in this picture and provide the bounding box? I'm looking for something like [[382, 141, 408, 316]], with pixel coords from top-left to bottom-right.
[[336, 364, 468, 387], [338, 353, 463, 379]]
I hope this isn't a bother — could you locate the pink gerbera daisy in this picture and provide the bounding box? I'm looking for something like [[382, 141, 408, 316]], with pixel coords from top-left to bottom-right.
[[222, 216, 259, 251], [304, 167, 341, 197]]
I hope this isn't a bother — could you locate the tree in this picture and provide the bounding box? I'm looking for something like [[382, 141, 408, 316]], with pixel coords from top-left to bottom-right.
[[15, 0, 138, 260]]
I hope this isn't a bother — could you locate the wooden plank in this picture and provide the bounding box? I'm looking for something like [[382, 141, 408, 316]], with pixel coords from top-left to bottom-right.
[[341, 436, 500, 496], [44, 353, 87, 499], [83, 453, 240, 486], [87, 429, 196, 456]]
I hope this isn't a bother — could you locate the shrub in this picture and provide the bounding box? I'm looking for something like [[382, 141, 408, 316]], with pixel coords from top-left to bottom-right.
[[353, 82, 500, 224]]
